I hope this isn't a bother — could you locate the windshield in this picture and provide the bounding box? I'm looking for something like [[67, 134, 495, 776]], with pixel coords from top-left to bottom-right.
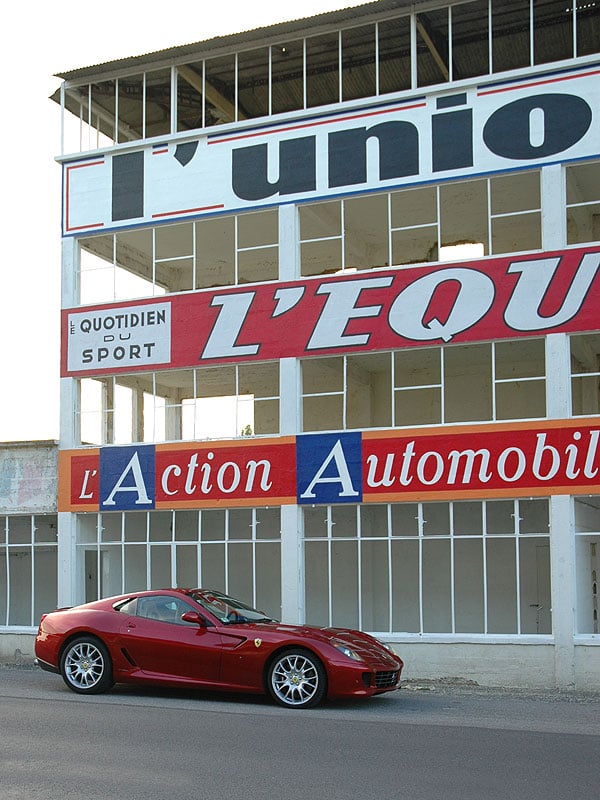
[[190, 590, 277, 625]]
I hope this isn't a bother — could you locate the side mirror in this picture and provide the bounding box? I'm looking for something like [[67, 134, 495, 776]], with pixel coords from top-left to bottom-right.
[[181, 611, 207, 626]]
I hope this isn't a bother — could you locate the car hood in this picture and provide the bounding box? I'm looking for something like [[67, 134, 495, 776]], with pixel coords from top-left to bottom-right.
[[249, 622, 400, 665]]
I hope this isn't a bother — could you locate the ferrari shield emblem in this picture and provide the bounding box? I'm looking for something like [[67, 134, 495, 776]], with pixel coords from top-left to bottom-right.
[[254, 638, 262, 648]]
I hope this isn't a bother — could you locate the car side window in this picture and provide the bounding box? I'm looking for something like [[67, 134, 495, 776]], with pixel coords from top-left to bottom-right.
[[136, 596, 197, 625], [115, 598, 138, 615]]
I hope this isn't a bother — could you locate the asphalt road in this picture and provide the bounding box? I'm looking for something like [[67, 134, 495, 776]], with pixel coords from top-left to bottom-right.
[[1, 667, 598, 800]]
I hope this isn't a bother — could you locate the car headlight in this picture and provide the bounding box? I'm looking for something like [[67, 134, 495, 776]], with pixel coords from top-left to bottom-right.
[[375, 638, 395, 653], [332, 640, 363, 661]]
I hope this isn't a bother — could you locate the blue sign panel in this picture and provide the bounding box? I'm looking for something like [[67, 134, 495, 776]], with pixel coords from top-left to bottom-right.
[[99, 445, 156, 511], [296, 432, 363, 505]]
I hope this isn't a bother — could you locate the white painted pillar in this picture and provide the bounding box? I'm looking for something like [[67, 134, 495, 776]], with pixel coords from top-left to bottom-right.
[[542, 163, 575, 686], [549, 495, 576, 687], [278, 204, 304, 623], [541, 163, 566, 250], [58, 237, 81, 606]]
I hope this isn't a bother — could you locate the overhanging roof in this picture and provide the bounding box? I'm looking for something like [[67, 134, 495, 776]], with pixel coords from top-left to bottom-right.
[[54, 0, 420, 80]]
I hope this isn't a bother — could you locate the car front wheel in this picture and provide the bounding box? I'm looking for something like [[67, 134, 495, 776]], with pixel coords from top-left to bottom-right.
[[267, 648, 326, 709], [60, 636, 114, 694]]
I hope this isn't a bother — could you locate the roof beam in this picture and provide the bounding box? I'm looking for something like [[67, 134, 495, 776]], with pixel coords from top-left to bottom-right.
[[178, 64, 246, 122]]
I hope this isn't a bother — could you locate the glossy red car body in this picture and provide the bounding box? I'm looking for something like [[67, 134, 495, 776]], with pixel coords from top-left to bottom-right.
[[35, 588, 403, 708]]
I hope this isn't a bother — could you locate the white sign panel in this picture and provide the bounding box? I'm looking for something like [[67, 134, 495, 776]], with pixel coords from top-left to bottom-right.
[[67, 302, 172, 372], [62, 64, 600, 236]]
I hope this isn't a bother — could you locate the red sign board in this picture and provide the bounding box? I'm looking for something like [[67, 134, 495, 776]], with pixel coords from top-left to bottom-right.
[[63, 247, 600, 377], [58, 419, 600, 512]]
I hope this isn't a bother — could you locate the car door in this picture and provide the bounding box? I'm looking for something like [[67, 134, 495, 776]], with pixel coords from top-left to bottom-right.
[[119, 595, 223, 684]]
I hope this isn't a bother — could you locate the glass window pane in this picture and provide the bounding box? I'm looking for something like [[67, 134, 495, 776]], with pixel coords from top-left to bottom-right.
[[440, 180, 488, 253], [91, 80, 116, 145], [422, 502, 450, 536], [342, 25, 376, 102], [454, 538, 485, 632], [391, 539, 420, 632], [452, 1, 490, 80], [344, 194, 390, 270], [492, 0, 530, 73], [392, 227, 439, 266], [304, 506, 329, 538], [237, 247, 278, 284], [519, 499, 549, 534], [444, 344, 492, 423], [360, 505, 388, 538], [303, 357, 344, 393], [176, 544, 198, 587], [519, 538, 552, 633], [196, 216, 235, 289], [150, 544, 171, 587], [238, 209, 278, 248], [495, 379, 546, 420], [237, 48, 269, 120], [305, 541, 329, 626], [8, 549, 32, 625], [306, 33, 340, 108], [145, 69, 171, 138], [205, 55, 236, 126], [255, 542, 281, 617], [422, 539, 451, 632], [391, 504, 419, 537], [177, 60, 203, 132], [201, 509, 226, 541], [361, 540, 390, 629], [174, 510, 200, 542], [331, 540, 359, 628], [271, 40, 304, 115], [201, 543, 225, 589], [301, 239, 343, 276], [496, 339, 545, 379], [300, 201, 342, 240], [492, 212, 542, 254], [486, 500, 517, 534], [534, 0, 573, 65], [391, 186, 437, 229], [332, 505, 358, 538], [453, 502, 483, 535], [486, 537, 517, 633], [491, 171, 540, 215], [228, 542, 254, 601], [378, 16, 411, 94], [229, 509, 253, 540], [256, 508, 281, 540], [576, 0, 600, 56], [394, 386, 441, 426], [117, 73, 143, 143], [416, 9, 450, 87]]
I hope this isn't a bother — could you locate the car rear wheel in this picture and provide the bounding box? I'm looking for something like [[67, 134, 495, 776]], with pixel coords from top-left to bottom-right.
[[60, 636, 114, 694], [268, 648, 326, 709]]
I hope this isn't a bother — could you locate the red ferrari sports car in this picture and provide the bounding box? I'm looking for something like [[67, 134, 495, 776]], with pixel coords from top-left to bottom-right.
[[35, 588, 403, 709]]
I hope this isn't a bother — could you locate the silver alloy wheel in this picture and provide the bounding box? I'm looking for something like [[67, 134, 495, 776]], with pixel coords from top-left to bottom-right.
[[64, 641, 106, 690], [270, 652, 321, 707]]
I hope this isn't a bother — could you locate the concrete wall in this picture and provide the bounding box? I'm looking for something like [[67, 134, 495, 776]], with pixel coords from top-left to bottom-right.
[[574, 643, 600, 690], [0, 633, 36, 665], [385, 641, 557, 688], [1, 634, 572, 688], [0, 441, 58, 513]]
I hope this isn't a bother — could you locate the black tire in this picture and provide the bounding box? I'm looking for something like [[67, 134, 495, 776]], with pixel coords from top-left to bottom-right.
[[60, 636, 114, 694], [267, 648, 327, 709]]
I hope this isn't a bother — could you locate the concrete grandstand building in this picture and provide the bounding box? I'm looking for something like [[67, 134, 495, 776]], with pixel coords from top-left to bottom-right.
[[2, 0, 600, 687]]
